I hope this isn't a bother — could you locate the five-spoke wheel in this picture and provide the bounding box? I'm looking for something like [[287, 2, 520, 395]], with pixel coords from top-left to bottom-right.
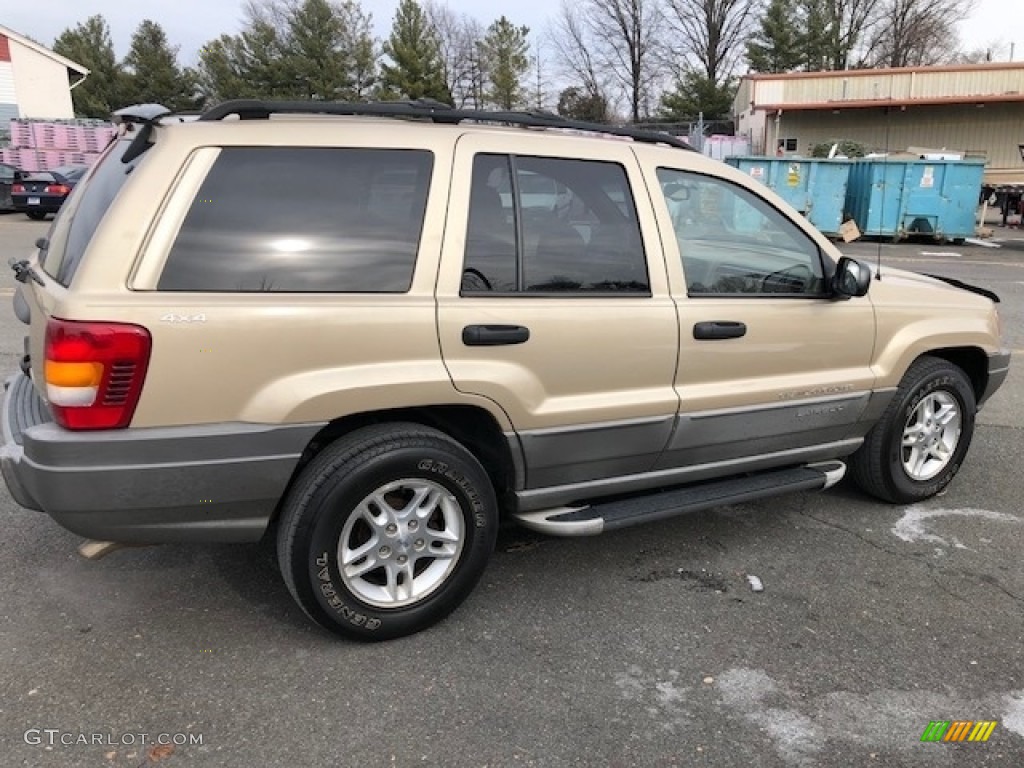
[[277, 423, 498, 641], [852, 356, 976, 503]]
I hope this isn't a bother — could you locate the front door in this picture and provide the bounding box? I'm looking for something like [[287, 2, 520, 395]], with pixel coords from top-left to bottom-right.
[[645, 163, 878, 472]]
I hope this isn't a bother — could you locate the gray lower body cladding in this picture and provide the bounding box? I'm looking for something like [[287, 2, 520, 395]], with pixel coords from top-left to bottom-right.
[[1, 372, 323, 543]]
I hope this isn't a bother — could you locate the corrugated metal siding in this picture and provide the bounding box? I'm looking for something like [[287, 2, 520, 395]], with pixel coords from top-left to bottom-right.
[[757, 81, 785, 105], [751, 67, 1024, 106], [779, 103, 1024, 169]]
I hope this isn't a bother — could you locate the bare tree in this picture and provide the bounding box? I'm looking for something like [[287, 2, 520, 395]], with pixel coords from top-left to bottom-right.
[[548, 5, 607, 101], [863, 0, 974, 67], [549, 0, 662, 122], [662, 0, 754, 86], [531, 41, 551, 111], [423, 1, 480, 107]]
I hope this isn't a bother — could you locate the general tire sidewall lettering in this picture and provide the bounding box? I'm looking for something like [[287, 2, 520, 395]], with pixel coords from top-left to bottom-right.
[[887, 372, 974, 496], [302, 445, 495, 637]]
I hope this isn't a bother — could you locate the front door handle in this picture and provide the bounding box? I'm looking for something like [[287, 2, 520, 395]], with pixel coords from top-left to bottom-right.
[[693, 321, 747, 340], [462, 324, 531, 346]]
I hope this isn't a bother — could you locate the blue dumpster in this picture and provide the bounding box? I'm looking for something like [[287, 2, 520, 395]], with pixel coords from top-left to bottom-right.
[[845, 159, 985, 242], [725, 156, 851, 237]]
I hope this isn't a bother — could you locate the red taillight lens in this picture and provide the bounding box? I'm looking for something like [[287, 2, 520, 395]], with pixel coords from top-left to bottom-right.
[[12, 183, 25, 194], [44, 184, 71, 195], [44, 318, 152, 430]]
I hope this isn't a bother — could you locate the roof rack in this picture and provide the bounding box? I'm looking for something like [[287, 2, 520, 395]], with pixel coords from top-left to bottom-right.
[[197, 99, 697, 152]]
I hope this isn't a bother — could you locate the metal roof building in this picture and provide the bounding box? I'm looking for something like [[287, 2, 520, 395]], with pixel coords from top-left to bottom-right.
[[0, 24, 89, 123], [733, 63, 1024, 185]]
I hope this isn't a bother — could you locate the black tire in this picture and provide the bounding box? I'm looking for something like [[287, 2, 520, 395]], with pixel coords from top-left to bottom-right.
[[277, 423, 498, 641], [26, 211, 46, 221], [850, 356, 976, 503]]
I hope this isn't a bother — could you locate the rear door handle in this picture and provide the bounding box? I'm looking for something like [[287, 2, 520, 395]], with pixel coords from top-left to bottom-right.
[[462, 324, 531, 346], [693, 321, 747, 340]]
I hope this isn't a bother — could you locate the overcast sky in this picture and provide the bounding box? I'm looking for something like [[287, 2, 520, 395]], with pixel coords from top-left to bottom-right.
[[3, 0, 1022, 68]]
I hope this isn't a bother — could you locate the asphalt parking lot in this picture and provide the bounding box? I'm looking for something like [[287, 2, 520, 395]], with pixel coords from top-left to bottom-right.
[[0, 213, 1021, 767]]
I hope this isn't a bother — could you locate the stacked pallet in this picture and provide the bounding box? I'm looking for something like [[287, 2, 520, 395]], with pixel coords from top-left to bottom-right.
[[1, 119, 116, 172]]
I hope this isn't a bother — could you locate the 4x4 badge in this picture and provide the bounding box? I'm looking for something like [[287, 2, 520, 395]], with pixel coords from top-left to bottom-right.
[[159, 313, 207, 323]]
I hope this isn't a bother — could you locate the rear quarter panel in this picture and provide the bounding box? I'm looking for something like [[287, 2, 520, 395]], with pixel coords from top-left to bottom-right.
[[43, 120, 514, 430]]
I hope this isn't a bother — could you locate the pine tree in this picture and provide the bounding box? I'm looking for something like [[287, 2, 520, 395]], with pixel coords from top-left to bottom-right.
[[123, 20, 200, 111], [477, 16, 530, 110], [53, 15, 128, 117], [556, 86, 608, 121], [380, 0, 452, 102], [196, 35, 248, 103], [281, 0, 350, 99], [659, 72, 736, 120], [746, 0, 804, 73]]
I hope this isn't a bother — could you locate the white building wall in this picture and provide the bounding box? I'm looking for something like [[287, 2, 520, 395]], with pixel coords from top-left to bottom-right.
[[0, 61, 17, 123], [9, 40, 75, 118]]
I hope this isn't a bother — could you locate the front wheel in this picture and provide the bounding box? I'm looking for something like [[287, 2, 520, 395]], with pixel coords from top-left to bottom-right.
[[851, 356, 976, 503], [277, 423, 498, 641]]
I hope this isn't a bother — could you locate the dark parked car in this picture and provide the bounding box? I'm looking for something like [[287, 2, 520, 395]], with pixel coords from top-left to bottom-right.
[[0, 162, 24, 212], [11, 165, 88, 220]]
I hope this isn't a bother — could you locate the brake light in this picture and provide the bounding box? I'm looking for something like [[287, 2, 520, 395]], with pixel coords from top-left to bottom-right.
[[44, 318, 152, 430], [44, 184, 71, 195], [12, 183, 25, 194]]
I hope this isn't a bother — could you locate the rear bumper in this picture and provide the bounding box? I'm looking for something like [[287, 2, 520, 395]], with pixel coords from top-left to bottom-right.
[[979, 350, 1011, 408], [1, 372, 323, 543], [12, 199, 64, 214]]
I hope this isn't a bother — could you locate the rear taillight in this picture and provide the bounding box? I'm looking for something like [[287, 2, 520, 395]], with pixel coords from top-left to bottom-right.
[[12, 183, 25, 194], [44, 184, 71, 195], [44, 318, 152, 430]]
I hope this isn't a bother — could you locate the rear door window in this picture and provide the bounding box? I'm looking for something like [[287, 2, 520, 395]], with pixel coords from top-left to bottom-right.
[[462, 154, 649, 294], [158, 148, 434, 293]]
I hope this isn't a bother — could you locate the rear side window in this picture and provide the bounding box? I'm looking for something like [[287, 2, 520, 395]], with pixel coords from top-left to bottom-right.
[[462, 154, 649, 295], [158, 148, 433, 293], [41, 137, 141, 286]]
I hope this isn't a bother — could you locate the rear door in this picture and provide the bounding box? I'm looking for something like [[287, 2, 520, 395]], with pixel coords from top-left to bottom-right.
[[436, 133, 680, 490]]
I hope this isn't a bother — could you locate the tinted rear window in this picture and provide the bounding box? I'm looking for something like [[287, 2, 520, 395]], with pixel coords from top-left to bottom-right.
[[41, 137, 141, 286], [158, 147, 433, 293]]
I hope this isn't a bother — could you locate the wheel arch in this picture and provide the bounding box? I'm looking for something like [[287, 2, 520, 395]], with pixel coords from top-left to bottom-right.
[[920, 346, 988, 403], [269, 405, 522, 529]]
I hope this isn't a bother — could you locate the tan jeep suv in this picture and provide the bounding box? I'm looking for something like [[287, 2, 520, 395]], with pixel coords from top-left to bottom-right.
[[1, 100, 1010, 640]]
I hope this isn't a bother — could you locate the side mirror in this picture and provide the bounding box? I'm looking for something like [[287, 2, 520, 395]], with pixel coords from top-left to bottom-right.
[[832, 256, 871, 299]]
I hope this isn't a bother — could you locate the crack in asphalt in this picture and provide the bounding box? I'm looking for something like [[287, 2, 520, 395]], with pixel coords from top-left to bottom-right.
[[797, 510, 1015, 607]]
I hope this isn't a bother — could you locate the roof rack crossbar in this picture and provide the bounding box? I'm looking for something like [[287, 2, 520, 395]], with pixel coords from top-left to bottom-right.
[[197, 99, 696, 152]]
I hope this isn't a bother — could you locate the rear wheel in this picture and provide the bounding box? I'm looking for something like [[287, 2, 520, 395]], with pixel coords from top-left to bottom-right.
[[851, 356, 976, 503], [26, 211, 46, 221], [277, 423, 498, 641]]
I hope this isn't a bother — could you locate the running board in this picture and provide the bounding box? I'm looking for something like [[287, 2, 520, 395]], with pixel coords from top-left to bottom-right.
[[512, 461, 846, 537]]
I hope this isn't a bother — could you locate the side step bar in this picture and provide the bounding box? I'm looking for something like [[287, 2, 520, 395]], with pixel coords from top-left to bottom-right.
[[512, 461, 846, 537]]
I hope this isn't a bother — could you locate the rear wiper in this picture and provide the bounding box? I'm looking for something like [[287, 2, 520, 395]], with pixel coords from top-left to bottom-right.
[[9, 258, 44, 286]]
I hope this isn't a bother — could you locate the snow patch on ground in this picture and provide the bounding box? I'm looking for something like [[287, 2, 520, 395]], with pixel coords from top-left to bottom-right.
[[891, 506, 1019, 548], [1003, 691, 1024, 738]]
